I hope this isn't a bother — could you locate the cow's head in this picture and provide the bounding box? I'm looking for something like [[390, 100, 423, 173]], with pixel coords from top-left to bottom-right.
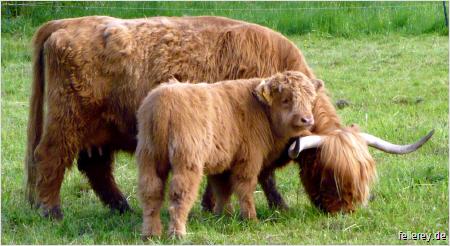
[[254, 71, 323, 139]]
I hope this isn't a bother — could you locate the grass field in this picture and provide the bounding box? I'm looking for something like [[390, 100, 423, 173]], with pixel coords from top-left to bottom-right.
[[2, 1, 448, 36], [1, 1, 449, 245]]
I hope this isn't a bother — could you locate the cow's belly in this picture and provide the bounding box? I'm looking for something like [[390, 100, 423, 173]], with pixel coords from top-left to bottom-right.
[[81, 119, 138, 154]]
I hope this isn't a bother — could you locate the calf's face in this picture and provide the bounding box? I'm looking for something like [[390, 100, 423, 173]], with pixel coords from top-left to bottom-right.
[[254, 71, 323, 138]]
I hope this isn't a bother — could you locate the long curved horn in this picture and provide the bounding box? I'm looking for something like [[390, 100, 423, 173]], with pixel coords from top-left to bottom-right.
[[288, 135, 324, 159], [287, 129, 434, 159], [359, 130, 434, 154]]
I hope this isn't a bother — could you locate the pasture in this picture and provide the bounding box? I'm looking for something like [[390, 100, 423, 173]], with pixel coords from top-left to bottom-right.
[[1, 1, 449, 244]]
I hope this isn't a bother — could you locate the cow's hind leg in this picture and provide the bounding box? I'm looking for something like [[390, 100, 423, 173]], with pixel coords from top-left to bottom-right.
[[35, 134, 77, 220], [77, 145, 130, 213]]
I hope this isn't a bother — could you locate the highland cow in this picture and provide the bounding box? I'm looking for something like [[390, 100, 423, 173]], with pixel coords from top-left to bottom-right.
[[286, 125, 433, 213], [136, 71, 322, 237], [26, 15, 325, 219], [25, 15, 315, 219], [25, 15, 431, 219]]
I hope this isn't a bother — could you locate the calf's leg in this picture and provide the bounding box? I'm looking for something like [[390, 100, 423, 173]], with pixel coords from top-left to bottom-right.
[[168, 164, 202, 238], [77, 145, 130, 213], [231, 168, 258, 220], [138, 152, 169, 239]]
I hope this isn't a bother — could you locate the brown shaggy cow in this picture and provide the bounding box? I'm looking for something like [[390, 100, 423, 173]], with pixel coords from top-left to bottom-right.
[[26, 15, 429, 219], [289, 125, 433, 213], [136, 71, 322, 238], [26, 15, 323, 219]]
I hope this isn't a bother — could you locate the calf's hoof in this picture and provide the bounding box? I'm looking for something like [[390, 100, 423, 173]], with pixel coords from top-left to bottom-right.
[[142, 222, 163, 240], [213, 202, 234, 216], [224, 203, 234, 215], [168, 223, 186, 239], [41, 205, 63, 220], [141, 233, 160, 242], [240, 212, 258, 222]]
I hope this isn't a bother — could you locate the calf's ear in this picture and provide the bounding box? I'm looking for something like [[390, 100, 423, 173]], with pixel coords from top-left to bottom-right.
[[312, 79, 324, 91], [254, 80, 272, 105]]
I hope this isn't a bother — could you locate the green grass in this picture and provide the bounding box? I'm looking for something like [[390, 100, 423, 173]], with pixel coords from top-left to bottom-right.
[[2, 1, 449, 37], [1, 3, 449, 244], [2, 31, 448, 244]]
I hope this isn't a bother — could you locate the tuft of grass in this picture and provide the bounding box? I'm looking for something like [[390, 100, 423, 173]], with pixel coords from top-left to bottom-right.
[[1, 29, 448, 244], [1, 1, 449, 37]]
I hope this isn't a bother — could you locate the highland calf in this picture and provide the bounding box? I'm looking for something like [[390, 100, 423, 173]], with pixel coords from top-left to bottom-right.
[[136, 71, 322, 238]]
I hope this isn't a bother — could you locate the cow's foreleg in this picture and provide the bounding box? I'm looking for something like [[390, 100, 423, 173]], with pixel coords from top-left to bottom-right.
[[200, 181, 215, 212], [208, 172, 234, 215], [77, 146, 130, 214], [258, 169, 289, 211]]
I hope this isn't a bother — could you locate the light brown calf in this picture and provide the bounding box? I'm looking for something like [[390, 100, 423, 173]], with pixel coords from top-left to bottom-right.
[[136, 71, 322, 238]]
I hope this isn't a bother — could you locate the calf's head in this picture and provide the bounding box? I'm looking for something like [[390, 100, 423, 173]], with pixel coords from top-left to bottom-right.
[[254, 71, 323, 139]]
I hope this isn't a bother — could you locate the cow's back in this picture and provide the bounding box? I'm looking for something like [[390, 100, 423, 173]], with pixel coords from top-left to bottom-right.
[[38, 15, 315, 151]]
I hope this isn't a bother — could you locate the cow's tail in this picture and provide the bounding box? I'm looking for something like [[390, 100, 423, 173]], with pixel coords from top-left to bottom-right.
[[25, 20, 64, 207]]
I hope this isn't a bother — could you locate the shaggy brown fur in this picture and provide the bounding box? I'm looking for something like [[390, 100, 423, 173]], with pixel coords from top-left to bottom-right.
[[136, 71, 321, 238], [304, 126, 376, 213], [267, 124, 377, 213], [26, 15, 327, 219]]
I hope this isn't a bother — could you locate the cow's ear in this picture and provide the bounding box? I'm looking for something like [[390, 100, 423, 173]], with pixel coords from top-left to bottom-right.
[[311, 79, 324, 91], [254, 80, 272, 105]]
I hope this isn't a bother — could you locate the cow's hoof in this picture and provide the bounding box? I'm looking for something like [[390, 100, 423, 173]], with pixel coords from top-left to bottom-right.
[[41, 206, 63, 220], [200, 198, 215, 213], [269, 201, 289, 212], [276, 203, 289, 211], [110, 199, 131, 214]]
